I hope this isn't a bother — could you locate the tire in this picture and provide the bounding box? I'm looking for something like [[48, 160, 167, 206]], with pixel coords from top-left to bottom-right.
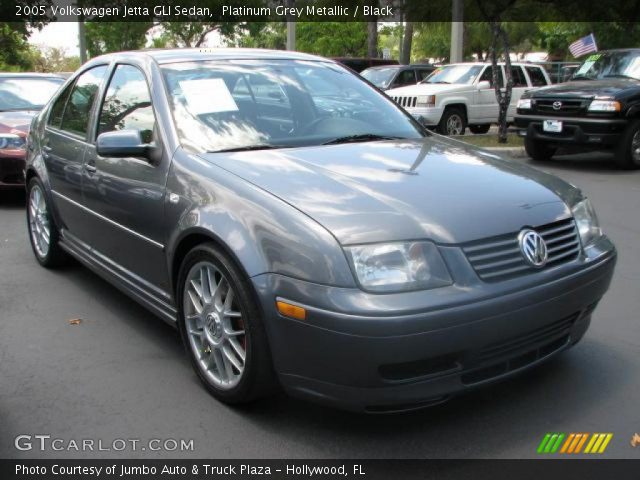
[[26, 177, 67, 268], [525, 136, 556, 162], [437, 107, 467, 135], [177, 242, 277, 404], [615, 119, 640, 169], [469, 124, 491, 134]]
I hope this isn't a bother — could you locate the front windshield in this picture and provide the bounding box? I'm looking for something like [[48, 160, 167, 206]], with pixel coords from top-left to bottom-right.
[[161, 60, 424, 152], [572, 51, 640, 80], [361, 67, 398, 88], [0, 77, 64, 111], [423, 65, 483, 84]]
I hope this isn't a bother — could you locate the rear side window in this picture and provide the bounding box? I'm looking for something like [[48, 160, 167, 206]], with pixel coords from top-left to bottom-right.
[[417, 69, 433, 81], [98, 65, 156, 144], [59, 65, 108, 137], [510, 66, 527, 87], [395, 69, 417, 87], [525, 66, 548, 86]]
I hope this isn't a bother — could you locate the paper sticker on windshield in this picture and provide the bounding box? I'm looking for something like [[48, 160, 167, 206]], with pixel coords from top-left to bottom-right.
[[586, 53, 602, 61], [180, 78, 238, 114], [576, 60, 596, 75]]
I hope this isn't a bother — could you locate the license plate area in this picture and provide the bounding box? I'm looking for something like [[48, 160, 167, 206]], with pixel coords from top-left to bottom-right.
[[543, 120, 563, 133]]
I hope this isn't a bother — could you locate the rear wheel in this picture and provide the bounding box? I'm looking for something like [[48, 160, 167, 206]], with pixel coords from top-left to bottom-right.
[[615, 119, 640, 169], [525, 136, 556, 162], [469, 124, 491, 134], [26, 177, 67, 268], [437, 107, 466, 135], [177, 243, 276, 404]]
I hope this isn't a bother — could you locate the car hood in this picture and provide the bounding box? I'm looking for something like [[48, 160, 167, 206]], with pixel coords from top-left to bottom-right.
[[530, 79, 638, 99], [199, 137, 576, 245], [386, 83, 471, 97], [0, 110, 38, 135]]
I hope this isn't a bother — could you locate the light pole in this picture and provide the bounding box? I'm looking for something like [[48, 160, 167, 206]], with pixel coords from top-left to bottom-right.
[[450, 0, 463, 62]]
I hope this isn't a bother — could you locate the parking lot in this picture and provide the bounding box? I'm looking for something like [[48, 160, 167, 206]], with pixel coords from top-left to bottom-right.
[[1, 151, 639, 459]]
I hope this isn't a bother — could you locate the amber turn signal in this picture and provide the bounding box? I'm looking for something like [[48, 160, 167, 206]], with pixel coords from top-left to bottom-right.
[[276, 301, 306, 320]]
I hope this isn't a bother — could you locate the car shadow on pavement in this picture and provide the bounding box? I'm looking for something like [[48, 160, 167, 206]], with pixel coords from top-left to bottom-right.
[[525, 152, 637, 175], [0, 189, 26, 209]]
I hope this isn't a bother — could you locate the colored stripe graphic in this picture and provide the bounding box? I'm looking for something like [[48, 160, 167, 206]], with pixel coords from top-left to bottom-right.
[[540, 433, 613, 454]]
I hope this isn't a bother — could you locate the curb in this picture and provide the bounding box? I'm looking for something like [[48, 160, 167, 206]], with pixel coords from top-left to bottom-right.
[[484, 146, 527, 158]]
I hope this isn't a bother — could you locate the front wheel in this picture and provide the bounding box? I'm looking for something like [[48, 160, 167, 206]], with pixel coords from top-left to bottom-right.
[[525, 136, 556, 162], [437, 108, 467, 136], [615, 119, 640, 169], [177, 243, 277, 404], [26, 177, 67, 268]]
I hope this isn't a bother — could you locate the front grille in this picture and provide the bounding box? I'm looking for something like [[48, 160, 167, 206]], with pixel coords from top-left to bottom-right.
[[392, 96, 418, 108], [463, 218, 581, 282], [534, 98, 588, 115]]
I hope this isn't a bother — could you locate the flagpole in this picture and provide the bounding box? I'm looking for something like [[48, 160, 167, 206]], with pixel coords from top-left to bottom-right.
[[591, 33, 598, 52]]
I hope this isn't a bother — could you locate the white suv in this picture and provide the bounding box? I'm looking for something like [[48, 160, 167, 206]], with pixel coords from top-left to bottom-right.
[[386, 62, 551, 135]]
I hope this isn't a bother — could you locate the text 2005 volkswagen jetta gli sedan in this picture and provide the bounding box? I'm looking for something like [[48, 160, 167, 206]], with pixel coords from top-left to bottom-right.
[[25, 49, 616, 412]]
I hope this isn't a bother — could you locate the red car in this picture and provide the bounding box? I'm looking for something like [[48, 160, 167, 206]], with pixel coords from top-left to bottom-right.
[[0, 73, 65, 190]]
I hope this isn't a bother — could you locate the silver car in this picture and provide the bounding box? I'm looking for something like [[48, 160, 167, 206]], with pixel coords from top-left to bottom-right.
[[25, 49, 616, 412]]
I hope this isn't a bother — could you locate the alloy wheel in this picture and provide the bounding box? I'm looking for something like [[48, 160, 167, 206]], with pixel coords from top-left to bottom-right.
[[28, 184, 50, 258], [632, 130, 640, 164], [183, 261, 247, 389], [446, 114, 464, 135]]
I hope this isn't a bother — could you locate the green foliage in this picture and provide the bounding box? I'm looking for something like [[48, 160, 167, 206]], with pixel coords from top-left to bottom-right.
[[31, 47, 81, 73], [0, 23, 37, 71], [230, 23, 286, 50], [296, 22, 368, 57], [85, 22, 152, 57]]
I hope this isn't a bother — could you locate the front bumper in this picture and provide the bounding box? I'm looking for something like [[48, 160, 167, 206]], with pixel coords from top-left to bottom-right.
[[252, 236, 616, 412], [405, 106, 444, 127], [0, 151, 26, 189], [514, 113, 627, 148]]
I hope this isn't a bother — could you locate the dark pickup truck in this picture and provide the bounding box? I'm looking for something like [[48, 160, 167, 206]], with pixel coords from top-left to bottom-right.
[[515, 49, 640, 169]]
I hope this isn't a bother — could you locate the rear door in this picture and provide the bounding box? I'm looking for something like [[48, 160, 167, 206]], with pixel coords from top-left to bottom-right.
[[43, 65, 109, 237], [81, 63, 171, 292]]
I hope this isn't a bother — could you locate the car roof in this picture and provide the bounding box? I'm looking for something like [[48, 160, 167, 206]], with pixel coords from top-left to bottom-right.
[[92, 48, 334, 65]]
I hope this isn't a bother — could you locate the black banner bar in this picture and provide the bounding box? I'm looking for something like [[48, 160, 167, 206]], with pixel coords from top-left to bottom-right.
[[2, 459, 640, 480]]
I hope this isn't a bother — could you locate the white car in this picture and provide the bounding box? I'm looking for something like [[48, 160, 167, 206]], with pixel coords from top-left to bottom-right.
[[386, 62, 551, 135]]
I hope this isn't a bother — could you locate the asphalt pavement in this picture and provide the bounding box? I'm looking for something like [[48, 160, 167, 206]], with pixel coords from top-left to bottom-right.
[[1, 152, 639, 459]]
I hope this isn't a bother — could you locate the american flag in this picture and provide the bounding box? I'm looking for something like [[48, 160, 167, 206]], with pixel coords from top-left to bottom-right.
[[569, 34, 598, 58]]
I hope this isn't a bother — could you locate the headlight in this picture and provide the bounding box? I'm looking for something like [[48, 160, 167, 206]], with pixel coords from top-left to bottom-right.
[[416, 95, 435, 107], [0, 133, 26, 150], [517, 98, 532, 109], [588, 99, 620, 112], [344, 241, 452, 293], [572, 198, 602, 247]]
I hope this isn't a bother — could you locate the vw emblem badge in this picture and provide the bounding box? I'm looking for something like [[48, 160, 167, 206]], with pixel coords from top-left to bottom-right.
[[518, 229, 548, 267], [552, 100, 562, 110]]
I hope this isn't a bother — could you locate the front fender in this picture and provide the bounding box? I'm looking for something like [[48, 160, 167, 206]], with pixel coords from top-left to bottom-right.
[[164, 150, 356, 293]]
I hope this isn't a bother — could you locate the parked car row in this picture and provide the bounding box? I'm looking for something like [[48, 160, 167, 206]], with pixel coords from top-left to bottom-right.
[[0, 73, 65, 190]]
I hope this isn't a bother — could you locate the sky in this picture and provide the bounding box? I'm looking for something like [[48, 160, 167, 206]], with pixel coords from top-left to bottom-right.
[[28, 22, 224, 57]]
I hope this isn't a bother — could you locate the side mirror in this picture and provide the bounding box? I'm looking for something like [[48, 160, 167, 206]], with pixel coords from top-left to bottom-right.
[[97, 130, 152, 160], [477, 80, 491, 90]]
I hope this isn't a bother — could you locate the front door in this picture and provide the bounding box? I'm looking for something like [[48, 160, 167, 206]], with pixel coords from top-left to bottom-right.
[[81, 63, 171, 294], [43, 65, 108, 238]]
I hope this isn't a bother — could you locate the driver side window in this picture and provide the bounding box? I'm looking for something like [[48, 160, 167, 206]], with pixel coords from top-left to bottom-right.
[[98, 64, 156, 144], [479, 66, 504, 88]]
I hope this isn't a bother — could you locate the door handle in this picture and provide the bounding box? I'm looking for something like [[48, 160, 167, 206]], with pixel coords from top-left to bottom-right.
[[42, 145, 52, 158], [84, 163, 97, 174]]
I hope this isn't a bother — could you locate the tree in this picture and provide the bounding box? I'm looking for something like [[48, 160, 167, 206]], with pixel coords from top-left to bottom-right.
[[400, 22, 414, 64], [31, 47, 81, 73], [85, 22, 152, 57], [474, 0, 518, 143], [296, 23, 368, 57]]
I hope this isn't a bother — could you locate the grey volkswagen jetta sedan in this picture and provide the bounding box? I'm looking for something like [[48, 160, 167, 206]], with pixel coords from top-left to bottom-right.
[[25, 49, 616, 412]]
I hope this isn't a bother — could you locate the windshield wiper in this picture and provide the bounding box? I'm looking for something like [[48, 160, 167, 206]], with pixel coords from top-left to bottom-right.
[[209, 144, 291, 153], [322, 134, 405, 145], [428, 81, 450, 84], [571, 74, 592, 80], [602, 74, 638, 80]]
